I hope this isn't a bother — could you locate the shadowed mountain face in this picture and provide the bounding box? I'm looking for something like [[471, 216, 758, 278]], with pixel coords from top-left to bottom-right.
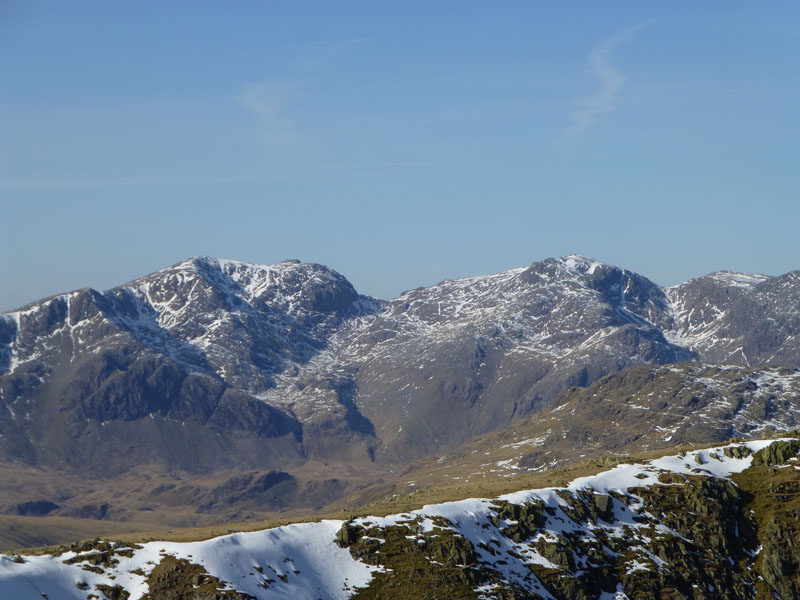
[[0, 255, 797, 478], [0, 258, 376, 476]]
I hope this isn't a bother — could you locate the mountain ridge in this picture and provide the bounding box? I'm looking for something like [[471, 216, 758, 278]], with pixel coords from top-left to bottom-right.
[[2, 253, 798, 469], [2, 254, 800, 538]]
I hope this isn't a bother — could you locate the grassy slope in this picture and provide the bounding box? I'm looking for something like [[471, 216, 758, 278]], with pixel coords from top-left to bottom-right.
[[11, 436, 786, 555]]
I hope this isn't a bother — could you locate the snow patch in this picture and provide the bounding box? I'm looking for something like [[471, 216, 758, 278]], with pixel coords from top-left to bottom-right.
[[0, 521, 378, 600]]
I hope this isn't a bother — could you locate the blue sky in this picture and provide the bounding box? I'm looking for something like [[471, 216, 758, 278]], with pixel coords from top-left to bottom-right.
[[1, 1, 798, 310]]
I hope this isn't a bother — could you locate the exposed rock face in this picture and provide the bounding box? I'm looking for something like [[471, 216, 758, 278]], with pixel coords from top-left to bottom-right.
[[0, 255, 798, 478], [143, 555, 256, 600]]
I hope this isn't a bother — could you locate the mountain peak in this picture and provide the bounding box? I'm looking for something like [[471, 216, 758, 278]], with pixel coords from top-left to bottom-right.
[[522, 255, 619, 283], [171, 255, 300, 273], [558, 253, 603, 266], [704, 270, 771, 287], [549, 254, 610, 276], [136, 256, 352, 294]]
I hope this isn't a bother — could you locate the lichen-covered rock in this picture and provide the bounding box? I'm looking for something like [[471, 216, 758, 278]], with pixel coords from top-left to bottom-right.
[[753, 439, 800, 466], [95, 584, 130, 600], [335, 520, 366, 548], [143, 556, 256, 600], [347, 521, 485, 599]]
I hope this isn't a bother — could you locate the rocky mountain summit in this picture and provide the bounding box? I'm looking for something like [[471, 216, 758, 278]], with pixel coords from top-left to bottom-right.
[[1, 255, 799, 528]]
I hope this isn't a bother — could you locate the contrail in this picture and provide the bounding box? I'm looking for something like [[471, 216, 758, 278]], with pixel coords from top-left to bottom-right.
[[238, 83, 297, 148], [561, 24, 645, 145]]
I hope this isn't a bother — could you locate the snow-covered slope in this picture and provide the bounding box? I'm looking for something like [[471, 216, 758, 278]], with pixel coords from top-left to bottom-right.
[[2, 438, 796, 599], [0, 520, 378, 600]]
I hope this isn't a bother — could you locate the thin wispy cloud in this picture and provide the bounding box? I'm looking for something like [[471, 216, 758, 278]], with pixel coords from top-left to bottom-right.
[[237, 83, 298, 149], [561, 24, 646, 146], [0, 174, 245, 191]]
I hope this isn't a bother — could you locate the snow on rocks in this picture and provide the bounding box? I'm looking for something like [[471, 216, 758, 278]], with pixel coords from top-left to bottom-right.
[[0, 439, 791, 598], [0, 521, 379, 600]]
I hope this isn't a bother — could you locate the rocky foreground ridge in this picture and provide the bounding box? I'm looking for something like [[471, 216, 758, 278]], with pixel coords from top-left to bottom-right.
[[2, 439, 800, 600]]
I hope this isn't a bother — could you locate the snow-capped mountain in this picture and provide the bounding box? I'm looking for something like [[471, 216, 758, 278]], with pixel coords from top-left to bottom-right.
[[1, 255, 799, 478], [665, 269, 800, 366], [2, 438, 798, 599]]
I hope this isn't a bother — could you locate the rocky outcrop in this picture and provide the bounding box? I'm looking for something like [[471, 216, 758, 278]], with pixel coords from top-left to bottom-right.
[[333, 442, 800, 599], [143, 556, 256, 600]]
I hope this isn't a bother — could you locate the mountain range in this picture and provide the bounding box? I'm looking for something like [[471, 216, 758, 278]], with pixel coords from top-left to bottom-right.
[[1, 254, 799, 542]]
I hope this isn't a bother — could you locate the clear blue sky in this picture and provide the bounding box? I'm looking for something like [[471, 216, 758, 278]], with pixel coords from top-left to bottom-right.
[[1, 1, 798, 310]]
